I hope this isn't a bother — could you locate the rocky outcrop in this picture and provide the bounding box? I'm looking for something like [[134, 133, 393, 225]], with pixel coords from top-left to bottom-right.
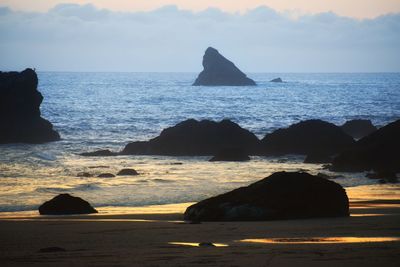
[[121, 119, 260, 156], [184, 171, 349, 221], [260, 120, 355, 156], [38, 194, 97, 215], [331, 119, 400, 173], [97, 173, 115, 178], [270, 77, 283, 83], [341, 119, 377, 139], [209, 147, 250, 162], [193, 47, 256, 86], [0, 68, 60, 143], [117, 168, 139, 176]]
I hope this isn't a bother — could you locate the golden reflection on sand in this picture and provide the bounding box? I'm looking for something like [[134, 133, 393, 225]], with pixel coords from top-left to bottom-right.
[[169, 242, 229, 247], [240, 237, 400, 244]]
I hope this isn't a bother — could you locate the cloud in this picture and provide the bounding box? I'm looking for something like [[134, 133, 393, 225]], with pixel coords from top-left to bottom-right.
[[0, 3, 399, 72]]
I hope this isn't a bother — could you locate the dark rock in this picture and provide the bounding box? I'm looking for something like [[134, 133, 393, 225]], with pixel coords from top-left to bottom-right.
[[0, 68, 60, 143], [122, 119, 260, 156], [39, 194, 98, 215], [97, 173, 115, 178], [193, 47, 256, 86], [209, 147, 250, 162], [184, 171, 349, 221], [117, 168, 139, 176], [80, 149, 116, 157], [304, 152, 333, 164], [341, 119, 377, 139], [331, 119, 400, 173], [260, 120, 355, 156], [270, 77, 283, 83], [38, 247, 66, 253], [198, 242, 215, 247], [77, 172, 91, 177]]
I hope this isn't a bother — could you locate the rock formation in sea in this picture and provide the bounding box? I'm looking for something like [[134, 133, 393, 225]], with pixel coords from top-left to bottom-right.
[[80, 149, 117, 157], [270, 77, 283, 83], [0, 68, 60, 143], [117, 168, 139, 176], [184, 171, 349, 221], [192, 47, 256, 86], [38, 194, 98, 215], [340, 119, 377, 139], [121, 119, 260, 156], [331, 119, 400, 173], [209, 147, 250, 162], [260, 120, 355, 156]]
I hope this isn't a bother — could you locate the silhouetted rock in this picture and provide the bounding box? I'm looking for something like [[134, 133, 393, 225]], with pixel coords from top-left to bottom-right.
[[77, 172, 92, 177], [270, 77, 283, 83], [122, 119, 260, 156], [209, 147, 250, 162], [38, 194, 97, 215], [341, 119, 377, 139], [80, 149, 116, 157], [331, 119, 400, 173], [193, 47, 256, 86], [0, 68, 60, 143], [97, 173, 115, 178], [304, 152, 333, 164], [184, 171, 349, 221], [117, 168, 139, 176], [260, 120, 355, 156]]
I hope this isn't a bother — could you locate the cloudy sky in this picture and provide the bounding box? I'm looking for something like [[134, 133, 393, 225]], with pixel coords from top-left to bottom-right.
[[0, 1, 399, 72]]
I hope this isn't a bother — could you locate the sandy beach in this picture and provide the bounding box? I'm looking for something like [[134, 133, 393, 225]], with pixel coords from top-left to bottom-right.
[[0, 185, 399, 267]]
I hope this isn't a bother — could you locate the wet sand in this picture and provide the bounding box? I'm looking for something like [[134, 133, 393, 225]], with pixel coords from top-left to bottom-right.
[[0, 187, 399, 266]]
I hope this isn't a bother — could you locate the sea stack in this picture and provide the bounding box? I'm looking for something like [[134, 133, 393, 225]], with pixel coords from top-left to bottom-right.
[[0, 68, 60, 144], [193, 47, 256, 86]]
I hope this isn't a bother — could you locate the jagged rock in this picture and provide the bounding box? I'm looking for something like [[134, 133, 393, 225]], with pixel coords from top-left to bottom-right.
[[77, 172, 92, 177], [0, 68, 60, 143], [97, 173, 115, 178], [184, 171, 349, 221], [209, 147, 250, 162], [80, 149, 116, 157], [270, 77, 283, 83], [193, 47, 256, 86], [331, 119, 400, 173], [260, 120, 355, 156], [341, 119, 377, 139], [38, 194, 97, 215], [121, 119, 260, 156], [117, 168, 139, 176]]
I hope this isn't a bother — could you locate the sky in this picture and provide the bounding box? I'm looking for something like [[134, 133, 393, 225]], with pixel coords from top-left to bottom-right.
[[0, 1, 399, 72]]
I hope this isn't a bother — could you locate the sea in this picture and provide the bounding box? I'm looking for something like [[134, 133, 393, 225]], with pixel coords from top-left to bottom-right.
[[0, 72, 399, 213]]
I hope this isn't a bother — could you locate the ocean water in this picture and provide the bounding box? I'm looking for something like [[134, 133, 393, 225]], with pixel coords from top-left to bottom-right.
[[0, 72, 399, 213]]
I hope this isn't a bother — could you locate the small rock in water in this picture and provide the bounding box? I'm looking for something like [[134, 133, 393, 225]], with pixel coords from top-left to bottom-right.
[[98, 173, 115, 178], [198, 242, 215, 247], [38, 247, 66, 253], [270, 77, 283, 83], [77, 172, 91, 177], [80, 149, 116, 157], [117, 168, 139, 176]]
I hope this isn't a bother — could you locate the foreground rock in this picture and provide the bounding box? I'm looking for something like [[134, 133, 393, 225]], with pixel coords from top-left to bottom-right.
[[260, 120, 355, 156], [193, 47, 256, 86], [39, 194, 97, 215], [209, 147, 250, 162], [0, 68, 60, 143], [117, 168, 139, 176], [331, 120, 400, 173], [122, 119, 260, 156], [270, 77, 283, 83], [184, 171, 349, 221], [80, 149, 116, 157], [341, 119, 377, 139]]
